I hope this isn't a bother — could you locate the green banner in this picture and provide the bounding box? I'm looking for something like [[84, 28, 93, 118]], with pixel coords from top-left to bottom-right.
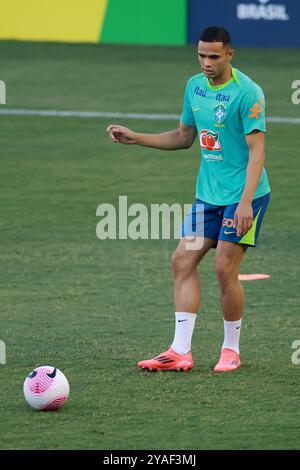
[[100, 0, 186, 46]]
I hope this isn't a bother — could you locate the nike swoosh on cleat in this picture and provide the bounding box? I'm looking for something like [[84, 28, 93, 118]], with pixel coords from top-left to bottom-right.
[[178, 319, 188, 323]]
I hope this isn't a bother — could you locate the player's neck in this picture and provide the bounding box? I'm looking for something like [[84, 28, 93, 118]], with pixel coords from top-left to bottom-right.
[[208, 66, 232, 87]]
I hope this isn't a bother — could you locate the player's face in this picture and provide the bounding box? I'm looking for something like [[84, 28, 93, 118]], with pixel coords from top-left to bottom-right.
[[198, 41, 234, 80]]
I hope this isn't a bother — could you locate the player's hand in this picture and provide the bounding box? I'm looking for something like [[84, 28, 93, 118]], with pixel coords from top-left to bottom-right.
[[107, 124, 137, 144], [233, 200, 253, 237]]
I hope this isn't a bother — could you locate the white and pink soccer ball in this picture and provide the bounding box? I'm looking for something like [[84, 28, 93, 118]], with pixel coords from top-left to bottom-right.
[[23, 366, 69, 411]]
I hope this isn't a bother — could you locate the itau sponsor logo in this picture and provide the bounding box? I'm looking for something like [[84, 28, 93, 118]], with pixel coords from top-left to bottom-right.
[[216, 92, 230, 103], [194, 86, 207, 98], [237, 0, 290, 21]]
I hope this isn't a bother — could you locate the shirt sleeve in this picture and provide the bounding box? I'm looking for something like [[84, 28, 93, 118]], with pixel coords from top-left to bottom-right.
[[240, 83, 266, 135], [181, 79, 197, 128]]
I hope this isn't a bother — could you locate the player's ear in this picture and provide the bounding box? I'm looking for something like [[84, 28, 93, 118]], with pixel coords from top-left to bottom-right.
[[228, 47, 235, 60]]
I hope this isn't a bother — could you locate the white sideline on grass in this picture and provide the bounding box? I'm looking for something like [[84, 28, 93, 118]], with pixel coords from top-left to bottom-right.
[[0, 108, 300, 124]]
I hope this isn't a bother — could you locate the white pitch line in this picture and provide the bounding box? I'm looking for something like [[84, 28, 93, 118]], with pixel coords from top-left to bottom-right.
[[266, 116, 300, 124], [0, 108, 180, 121], [0, 108, 300, 124]]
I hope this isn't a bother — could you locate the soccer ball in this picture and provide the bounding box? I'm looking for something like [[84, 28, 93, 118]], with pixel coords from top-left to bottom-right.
[[23, 365, 70, 411]]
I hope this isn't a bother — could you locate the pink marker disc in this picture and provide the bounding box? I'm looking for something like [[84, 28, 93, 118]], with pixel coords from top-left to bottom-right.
[[238, 274, 271, 281]]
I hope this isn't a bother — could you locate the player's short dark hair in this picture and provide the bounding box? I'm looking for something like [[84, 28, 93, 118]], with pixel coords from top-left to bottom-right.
[[199, 27, 232, 46]]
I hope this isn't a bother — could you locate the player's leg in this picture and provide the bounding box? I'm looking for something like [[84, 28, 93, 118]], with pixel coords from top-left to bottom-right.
[[216, 240, 247, 322], [170, 236, 217, 355], [137, 236, 216, 371], [173, 198, 221, 313], [214, 240, 247, 372], [172, 236, 217, 313], [214, 193, 270, 372]]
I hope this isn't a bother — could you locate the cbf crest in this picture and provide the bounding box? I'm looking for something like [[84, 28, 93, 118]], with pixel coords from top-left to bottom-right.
[[214, 105, 226, 125]]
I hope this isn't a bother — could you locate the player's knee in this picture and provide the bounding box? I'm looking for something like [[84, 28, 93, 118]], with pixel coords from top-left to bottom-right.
[[171, 250, 182, 274], [215, 257, 236, 285], [171, 250, 193, 276]]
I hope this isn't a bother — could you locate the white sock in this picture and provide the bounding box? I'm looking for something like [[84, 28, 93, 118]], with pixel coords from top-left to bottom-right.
[[171, 312, 197, 355], [222, 319, 242, 354]]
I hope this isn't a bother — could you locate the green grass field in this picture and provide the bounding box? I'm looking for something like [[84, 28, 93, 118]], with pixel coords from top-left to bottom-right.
[[0, 41, 299, 450]]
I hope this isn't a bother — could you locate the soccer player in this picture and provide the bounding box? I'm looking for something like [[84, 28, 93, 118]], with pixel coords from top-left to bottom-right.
[[107, 26, 271, 372]]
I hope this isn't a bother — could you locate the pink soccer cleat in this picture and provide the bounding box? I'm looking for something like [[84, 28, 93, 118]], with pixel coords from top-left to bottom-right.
[[214, 348, 241, 372], [138, 347, 194, 372]]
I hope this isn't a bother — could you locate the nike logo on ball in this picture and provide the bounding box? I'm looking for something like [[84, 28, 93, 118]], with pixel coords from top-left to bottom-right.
[[47, 368, 57, 378]]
